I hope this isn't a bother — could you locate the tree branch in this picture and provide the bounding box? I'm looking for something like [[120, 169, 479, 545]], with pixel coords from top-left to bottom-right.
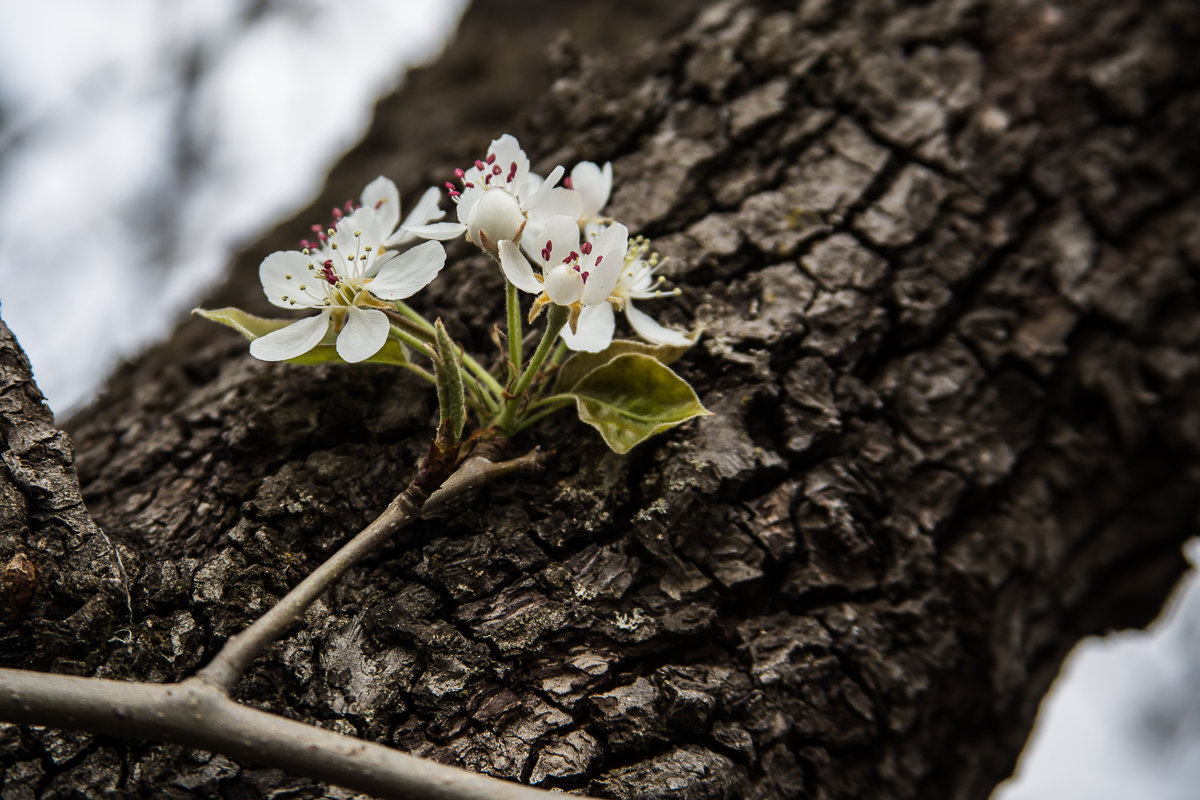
[[0, 443, 556, 799], [0, 671, 560, 800], [197, 443, 545, 693]]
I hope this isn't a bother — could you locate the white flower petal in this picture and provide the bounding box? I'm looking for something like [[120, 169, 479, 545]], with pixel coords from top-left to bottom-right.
[[337, 306, 390, 362], [571, 161, 612, 218], [545, 263, 584, 306], [385, 186, 447, 247], [562, 301, 615, 352], [530, 187, 584, 223], [361, 176, 400, 236], [581, 223, 628, 306], [249, 311, 331, 361], [367, 240, 446, 299], [467, 189, 524, 248], [499, 239, 544, 294], [260, 250, 324, 309], [489, 134, 529, 188], [625, 301, 692, 346], [456, 187, 482, 225], [525, 164, 564, 210], [403, 186, 445, 227], [535, 215, 582, 270], [399, 221, 467, 243]]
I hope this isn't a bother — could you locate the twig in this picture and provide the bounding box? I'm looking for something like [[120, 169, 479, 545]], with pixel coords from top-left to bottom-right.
[[0, 671, 561, 800], [0, 445, 561, 800], [197, 444, 544, 694]]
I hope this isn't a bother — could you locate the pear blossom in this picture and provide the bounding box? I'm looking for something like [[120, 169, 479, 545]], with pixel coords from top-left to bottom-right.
[[564, 160, 613, 222], [497, 214, 627, 320], [300, 176, 452, 252], [250, 194, 446, 363], [561, 233, 691, 352], [413, 134, 582, 256]]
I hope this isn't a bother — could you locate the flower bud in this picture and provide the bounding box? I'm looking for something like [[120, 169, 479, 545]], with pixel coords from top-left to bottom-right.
[[466, 190, 525, 253], [544, 263, 584, 306]]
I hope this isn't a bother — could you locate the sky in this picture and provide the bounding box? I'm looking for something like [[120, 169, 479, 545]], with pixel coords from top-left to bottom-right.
[[0, 2, 1195, 797], [0, 0, 467, 415]]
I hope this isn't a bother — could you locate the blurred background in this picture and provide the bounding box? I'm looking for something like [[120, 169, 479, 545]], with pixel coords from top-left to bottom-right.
[[0, 1, 1195, 797]]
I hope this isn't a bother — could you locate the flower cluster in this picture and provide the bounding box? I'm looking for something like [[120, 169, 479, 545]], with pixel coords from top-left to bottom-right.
[[199, 134, 707, 453], [250, 177, 449, 363]]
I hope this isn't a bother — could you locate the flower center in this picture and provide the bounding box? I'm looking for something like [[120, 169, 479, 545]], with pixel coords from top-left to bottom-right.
[[445, 151, 521, 202], [299, 200, 358, 249]]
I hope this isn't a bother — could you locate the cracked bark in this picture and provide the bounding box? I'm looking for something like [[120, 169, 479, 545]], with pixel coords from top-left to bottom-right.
[[4, 0, 1200, 798]]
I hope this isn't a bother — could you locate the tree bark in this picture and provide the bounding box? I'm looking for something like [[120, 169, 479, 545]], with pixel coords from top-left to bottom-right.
[[4, 0, 1200, 798]]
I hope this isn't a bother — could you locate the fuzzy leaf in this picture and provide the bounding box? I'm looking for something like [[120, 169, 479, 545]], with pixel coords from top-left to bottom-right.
[[194, 307, 295, 339], [194, 307, 409, 366], [433, 319, 466, 441], [562, 353, 710, 453], [555, 339, 694, 393]]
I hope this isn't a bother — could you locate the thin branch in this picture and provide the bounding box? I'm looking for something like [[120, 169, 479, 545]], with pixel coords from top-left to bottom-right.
[[196, 445, 546, 694], [0, 671, 563, 800]]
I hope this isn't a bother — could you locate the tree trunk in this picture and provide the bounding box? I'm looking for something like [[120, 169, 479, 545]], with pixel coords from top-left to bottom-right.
[[3, 0, 1199, 797]]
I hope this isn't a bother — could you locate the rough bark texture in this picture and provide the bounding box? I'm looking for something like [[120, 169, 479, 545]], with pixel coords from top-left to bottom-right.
[[4, 0, 1200, 798]]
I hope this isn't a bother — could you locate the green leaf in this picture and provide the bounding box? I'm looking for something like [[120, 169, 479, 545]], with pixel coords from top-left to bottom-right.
[[562, 353, 711, 453], [433, 319, 466, 441], [287, 340, 410, 367], [193, 307, 409, 366], [555, 338, 695, 393], [193, 307, 294, 340]]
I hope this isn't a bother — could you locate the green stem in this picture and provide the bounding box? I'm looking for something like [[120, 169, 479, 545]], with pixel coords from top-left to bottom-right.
[[392, 300, 436, 334], [391, 310, 504, 403], [496, 304, 568, 434], [389, 324, 430, 354], [391, 325, 489, 416], [505, 281, 522, 382]]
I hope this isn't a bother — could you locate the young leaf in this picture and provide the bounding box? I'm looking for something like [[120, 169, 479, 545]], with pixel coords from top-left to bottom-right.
[[193, 307, 409, 366], [561, 353, 711, 453], [194, 307, 294, 340], [556, 338, 695, 393], [432, 319, 466, 441]]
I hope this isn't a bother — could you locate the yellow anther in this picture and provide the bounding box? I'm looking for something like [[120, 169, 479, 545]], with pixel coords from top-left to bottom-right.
[[285, 274, 292, 279], [298, 284, 306, 290], [354, 230, 362, 237]]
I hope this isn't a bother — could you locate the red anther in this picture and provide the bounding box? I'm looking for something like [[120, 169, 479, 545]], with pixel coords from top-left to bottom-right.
[[595, 255, 603, 265], [566, 250, 579, 263], [331, 207, 343, 220], [484, 174, 492, 185], [486, 153, 496, 164], [455, 168, 465, 178], [581, 271, 590, 282], [318, 232, 328, 242], [300, 239, 311, 249], [581, 241, 593, 255], [541, 242, 552, 261], [563, 177, 573, 189], [445, 181, 456, 190], [311, 223, 323, 233], [448, 189, 461, 198], [344, 200, 355, 214], [492, 164, 502, 176], [475, 160, 486, 171], [465, 181, 475, 188], [507, 162, 517, 182]]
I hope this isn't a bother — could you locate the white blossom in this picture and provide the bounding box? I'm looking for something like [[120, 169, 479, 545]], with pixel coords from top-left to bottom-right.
[[251, 187, 446, 363], [561, 233, 691, 352], [567, 160, 613, 221], [498, 215, 628, 315], [414, 134, 583, 257]]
